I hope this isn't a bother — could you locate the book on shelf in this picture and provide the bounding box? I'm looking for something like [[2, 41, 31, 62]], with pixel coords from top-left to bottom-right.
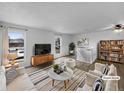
[[99, 40, 124, 63]]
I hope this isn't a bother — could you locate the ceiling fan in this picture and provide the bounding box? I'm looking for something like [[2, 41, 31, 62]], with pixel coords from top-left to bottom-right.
[[101, 24, 124, 33]]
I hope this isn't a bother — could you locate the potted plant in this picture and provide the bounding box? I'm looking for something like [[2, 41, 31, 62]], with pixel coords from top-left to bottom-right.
[[69, 42, 75, 55], [53, 64, 59, 73], [52, 64, 63, 74]]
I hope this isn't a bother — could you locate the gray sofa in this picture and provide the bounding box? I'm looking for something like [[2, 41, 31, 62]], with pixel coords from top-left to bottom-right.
[[77, 63, 118, 91], [0, 66, 37, 91]]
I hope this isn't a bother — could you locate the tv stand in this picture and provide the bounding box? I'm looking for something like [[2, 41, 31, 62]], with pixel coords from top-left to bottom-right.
[[31, 54, 54, 66]]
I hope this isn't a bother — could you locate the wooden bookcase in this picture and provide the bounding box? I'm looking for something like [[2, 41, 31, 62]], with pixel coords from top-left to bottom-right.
[[99, 40, 124, 63]]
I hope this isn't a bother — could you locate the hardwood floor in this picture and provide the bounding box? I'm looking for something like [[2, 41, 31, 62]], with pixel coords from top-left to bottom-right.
[[25, 62, 53, 74]]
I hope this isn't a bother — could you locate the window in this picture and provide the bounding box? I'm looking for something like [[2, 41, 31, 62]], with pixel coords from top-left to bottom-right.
[[8, 32, 24, 59]]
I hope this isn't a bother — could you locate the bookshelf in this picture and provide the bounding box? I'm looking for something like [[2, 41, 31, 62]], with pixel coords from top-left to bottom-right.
[[99, 40, 124, 63]]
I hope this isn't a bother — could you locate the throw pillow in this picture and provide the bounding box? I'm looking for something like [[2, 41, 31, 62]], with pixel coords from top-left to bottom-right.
[[102, 64, 109, 75], [92, 78, 105, 91], [6, 67, 18, 85]]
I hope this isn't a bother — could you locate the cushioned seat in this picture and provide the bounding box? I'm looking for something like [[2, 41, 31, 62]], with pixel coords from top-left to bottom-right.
[[77, 63, 118, 91], [0, 66, 37, 91]]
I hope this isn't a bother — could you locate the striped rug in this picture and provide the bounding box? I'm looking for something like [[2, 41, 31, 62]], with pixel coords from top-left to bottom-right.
[[28, 66, 86, 91]]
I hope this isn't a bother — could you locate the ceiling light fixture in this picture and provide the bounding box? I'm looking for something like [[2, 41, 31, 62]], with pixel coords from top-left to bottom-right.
[[113, 24, 124, 33]]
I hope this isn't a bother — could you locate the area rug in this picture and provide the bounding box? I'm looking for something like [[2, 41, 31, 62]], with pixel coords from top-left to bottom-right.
[[28, 66, 86, 91]]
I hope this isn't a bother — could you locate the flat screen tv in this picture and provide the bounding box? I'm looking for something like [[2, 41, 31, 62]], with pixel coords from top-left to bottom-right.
[[35, 44, 51, 55]]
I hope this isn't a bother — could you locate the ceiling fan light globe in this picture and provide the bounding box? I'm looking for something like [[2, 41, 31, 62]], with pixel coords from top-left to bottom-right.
[[119, 29, 123, 32], [114, 29, 119, 33], [113, 29, 123, 33]]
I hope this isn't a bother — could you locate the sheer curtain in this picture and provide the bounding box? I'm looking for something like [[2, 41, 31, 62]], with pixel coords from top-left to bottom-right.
[[2, 27, 8, 65]]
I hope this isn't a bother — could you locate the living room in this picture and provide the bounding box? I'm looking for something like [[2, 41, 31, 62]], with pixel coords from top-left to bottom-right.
[[0, 1, 124, 92]]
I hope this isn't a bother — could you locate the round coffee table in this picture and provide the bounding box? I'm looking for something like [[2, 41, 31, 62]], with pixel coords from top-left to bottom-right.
[[48, 67, 73, 88]]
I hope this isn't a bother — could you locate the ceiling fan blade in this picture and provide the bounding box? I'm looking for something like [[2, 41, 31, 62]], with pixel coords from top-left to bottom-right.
[[100, 24, 115, 31], [121, 25, 124, 29]]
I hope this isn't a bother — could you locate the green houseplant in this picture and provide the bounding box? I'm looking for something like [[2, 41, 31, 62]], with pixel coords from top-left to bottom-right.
[[52, 64, 64, 74], [69, 42, 75, 55], [53, 64, 59, 70]]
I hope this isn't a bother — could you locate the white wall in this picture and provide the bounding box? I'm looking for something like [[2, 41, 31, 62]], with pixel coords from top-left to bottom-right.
[[25, 30, 73, 66], [25, 29, 55, 67], [61, 34, 73, 56], [0, 21, 73, 67], [73, 30, 124, 60], [56, 34, 73, 58]]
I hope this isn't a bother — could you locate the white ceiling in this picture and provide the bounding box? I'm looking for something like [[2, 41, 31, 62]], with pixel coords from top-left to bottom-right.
[[0, 2, 124, 34]]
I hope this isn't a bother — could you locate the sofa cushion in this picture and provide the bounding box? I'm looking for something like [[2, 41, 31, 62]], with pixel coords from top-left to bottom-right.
[[92, 78, 105, 91], [104, 64, 118, 91], [86, 72, 99, 86], [0, 66, 6, 91], [7, 73, 37, 91], [105, 80, 117, 91], [108, 64, 115, 76]]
